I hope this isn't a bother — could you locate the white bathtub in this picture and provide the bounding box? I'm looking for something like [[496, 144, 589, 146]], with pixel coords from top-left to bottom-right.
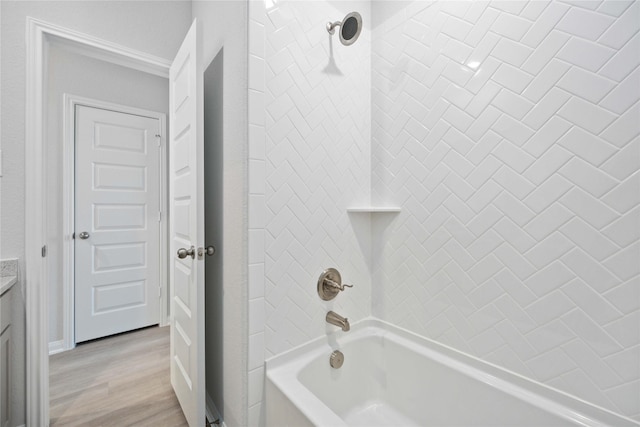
[[266, 318, 636, 427]]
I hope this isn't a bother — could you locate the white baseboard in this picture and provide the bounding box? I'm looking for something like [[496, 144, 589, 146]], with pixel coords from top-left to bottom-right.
[[206, 392, 226, 427], [48, 340, 65, 355]]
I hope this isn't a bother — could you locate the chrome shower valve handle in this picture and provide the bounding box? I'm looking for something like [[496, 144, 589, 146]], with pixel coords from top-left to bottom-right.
[[317, 268, 354, 301], [324, 278, 353, 292]]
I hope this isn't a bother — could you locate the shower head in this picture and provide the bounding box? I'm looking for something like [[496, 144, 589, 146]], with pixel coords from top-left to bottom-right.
[[326, 11, 362, 46]]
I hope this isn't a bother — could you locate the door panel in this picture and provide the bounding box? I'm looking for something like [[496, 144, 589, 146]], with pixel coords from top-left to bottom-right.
[[93, 204, 147, 230], [93, 242, 146, 271], [75, 105, 161, 343], [93, 279, 146, 313], [94, 122, 148, 153], [169, 19, 205, 427], [93, 164, 147, 191]]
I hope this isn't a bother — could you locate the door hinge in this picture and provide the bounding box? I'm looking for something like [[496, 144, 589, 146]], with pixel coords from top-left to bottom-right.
[[41, 245, 47, 257], [159, 285, 162, 299], [156, 134, 161, 147], [158, 211, 162, 222]]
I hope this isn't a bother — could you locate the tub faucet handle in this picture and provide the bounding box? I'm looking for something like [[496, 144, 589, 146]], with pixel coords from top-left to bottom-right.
[[317, 268, 354, 301], [325, 278, 353, 291]]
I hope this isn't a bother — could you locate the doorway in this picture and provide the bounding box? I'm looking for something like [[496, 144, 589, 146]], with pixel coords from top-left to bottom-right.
[[21, 17, 176, 424], [47, 55, 172, 424], [26, 17, 229, 426], [51, 89, 169, 352], [45, 44, 177, 427]]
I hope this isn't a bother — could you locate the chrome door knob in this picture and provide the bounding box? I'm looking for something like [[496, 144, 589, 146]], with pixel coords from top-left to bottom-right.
[[177, 246, 196, 259], [204, 245, 216, 256], [78, 231, 90, 240]]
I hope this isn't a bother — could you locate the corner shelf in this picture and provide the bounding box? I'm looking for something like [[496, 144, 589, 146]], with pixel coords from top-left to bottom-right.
[[346, 207, 401, 213]]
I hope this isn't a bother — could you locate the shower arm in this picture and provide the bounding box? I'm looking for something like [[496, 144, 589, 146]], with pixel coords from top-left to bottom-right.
[[326, 21, 341, 35]]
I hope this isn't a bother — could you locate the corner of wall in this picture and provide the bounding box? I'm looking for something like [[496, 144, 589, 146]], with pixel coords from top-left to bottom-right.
[[247, 1, 267, 425]]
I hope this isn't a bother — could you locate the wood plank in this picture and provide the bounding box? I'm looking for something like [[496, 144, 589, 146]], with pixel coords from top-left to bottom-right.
[[50, 326, 188, 426]]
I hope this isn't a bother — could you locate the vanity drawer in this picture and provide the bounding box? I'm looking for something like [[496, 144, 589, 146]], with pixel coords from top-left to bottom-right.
[[0, 288, 10, 332]]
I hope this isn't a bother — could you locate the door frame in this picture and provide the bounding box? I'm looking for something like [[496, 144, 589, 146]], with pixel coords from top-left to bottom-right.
[[53, 94, 168, 354], [25, 17, 171, 425]]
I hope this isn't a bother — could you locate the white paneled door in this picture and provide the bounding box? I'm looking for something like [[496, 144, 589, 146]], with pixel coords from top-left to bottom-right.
[[169, 20, 205, 427], [74, 105, 161, 343]]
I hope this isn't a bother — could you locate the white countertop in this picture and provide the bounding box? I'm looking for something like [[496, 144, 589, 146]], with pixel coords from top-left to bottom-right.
[[0, 275, 16, 295]]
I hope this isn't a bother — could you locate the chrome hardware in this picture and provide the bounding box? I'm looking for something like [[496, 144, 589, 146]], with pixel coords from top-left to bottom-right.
[[318, 268, 353, 301], [177, 246, 196, 259], [326, 21, 341, 35], [326, 11, 363, 46], [326, 311, 350, 332], [197, 245, 216, 260], [78, 231, 90, 240], [325, 278, 353, 292], [330, 350, 344, 369]]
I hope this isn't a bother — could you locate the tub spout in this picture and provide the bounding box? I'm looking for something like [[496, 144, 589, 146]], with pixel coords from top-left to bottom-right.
[[326, 311, 350, 331]]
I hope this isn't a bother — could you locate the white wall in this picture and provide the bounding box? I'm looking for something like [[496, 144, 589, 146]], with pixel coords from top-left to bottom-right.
[[191, 2, 249, 426], [46, 45, 170, 347], [371, 0, 639, 421], [1, 1, 191, 259], [264, 0, 372, 357], [0, 0, 3, 262], [0, 2, 192, 423]]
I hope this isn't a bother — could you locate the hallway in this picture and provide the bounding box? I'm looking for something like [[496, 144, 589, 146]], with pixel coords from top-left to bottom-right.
[[49, 326, 188, 426]]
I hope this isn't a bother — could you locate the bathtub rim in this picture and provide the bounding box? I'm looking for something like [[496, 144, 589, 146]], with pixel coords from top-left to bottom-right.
[[266, 317, 638, 427]]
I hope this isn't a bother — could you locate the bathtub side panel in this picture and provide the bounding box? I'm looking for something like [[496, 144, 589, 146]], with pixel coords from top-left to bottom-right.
[[266, 379, 314, 427]]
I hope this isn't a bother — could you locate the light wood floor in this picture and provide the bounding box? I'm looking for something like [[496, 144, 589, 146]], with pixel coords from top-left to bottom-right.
[[49, 326, 188, 427]]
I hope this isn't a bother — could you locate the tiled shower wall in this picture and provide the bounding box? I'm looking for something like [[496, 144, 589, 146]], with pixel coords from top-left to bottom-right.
[[263, 0, 373, 358], [371, 0, 639, 420]]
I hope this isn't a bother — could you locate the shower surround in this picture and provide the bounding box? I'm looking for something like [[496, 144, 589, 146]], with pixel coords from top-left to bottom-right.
[[259, 0, 639, 423]]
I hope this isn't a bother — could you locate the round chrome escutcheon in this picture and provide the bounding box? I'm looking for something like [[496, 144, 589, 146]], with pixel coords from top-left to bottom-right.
[[318, 268, 342, 301]]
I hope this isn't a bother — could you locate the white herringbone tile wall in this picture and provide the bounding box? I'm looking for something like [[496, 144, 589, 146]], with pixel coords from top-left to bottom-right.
[[371, 0, 639, 420], [264, 0, 372, 358]]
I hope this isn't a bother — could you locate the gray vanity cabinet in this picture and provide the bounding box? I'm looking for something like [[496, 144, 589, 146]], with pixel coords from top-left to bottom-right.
[[0, 286, 11, 427]]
